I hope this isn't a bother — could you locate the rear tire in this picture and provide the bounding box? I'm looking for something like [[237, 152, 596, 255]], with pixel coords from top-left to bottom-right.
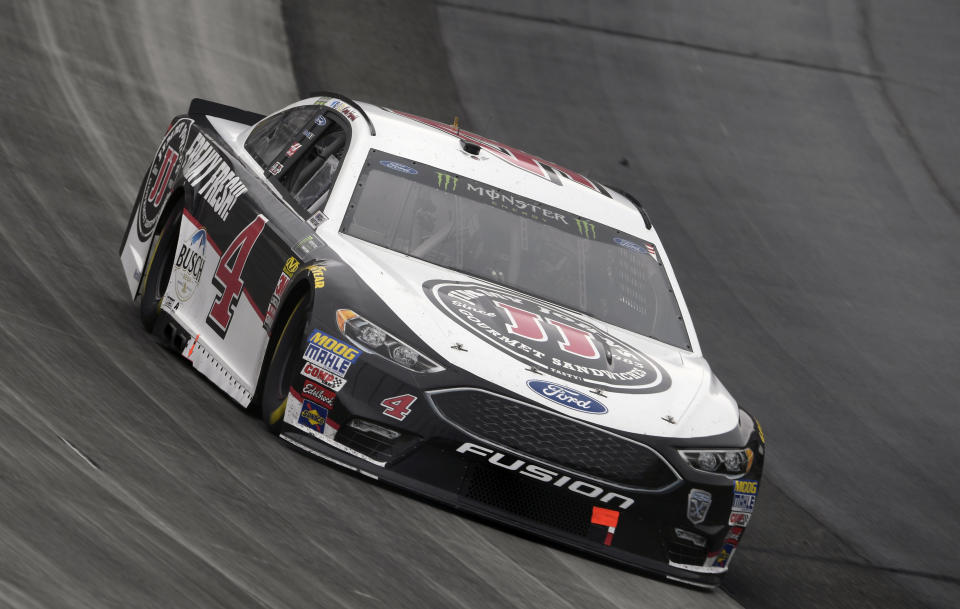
[[260, 294, 309, 434], [139, 204, 182, 331]]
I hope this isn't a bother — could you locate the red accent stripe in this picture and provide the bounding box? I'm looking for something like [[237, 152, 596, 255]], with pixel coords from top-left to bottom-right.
[[603, 532, 614, 546], [180, 209, 265, 321]]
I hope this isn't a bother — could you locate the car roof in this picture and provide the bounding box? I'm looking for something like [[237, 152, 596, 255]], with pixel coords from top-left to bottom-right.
[[281, 96, 650, 237]]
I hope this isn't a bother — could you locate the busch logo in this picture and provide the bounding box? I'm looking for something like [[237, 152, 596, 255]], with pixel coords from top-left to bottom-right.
[[457, 443, 634, 509], [172, 228, 206, 301]]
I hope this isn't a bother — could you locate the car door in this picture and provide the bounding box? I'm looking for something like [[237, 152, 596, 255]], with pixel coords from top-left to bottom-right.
[[162, 104, 354, 404]]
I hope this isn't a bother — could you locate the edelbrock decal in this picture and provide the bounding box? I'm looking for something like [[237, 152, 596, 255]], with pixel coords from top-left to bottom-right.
[[172, 228, 206, 302], [526, 380, 607, 414], [136, 118, 191, 241], [424, 280, 671, 394]]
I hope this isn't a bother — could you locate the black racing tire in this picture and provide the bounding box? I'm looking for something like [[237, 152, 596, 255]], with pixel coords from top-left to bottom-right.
[[260, 294, 309, 434], [139, 203, 182, 331]]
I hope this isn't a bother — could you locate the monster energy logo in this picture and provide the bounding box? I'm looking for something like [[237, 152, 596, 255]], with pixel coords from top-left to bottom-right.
[[575, 218, 597, 239], [436, 172, 459, 192]]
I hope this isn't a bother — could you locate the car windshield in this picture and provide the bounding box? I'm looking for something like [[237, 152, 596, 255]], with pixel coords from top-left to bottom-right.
[[342, 150, 690, 349]]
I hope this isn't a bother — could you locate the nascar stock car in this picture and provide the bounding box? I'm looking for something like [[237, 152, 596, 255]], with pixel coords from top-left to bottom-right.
[[119, 93, 764, 587]]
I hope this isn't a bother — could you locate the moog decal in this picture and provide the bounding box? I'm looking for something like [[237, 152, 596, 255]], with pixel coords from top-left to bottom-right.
[[424, 280, 670, 394]]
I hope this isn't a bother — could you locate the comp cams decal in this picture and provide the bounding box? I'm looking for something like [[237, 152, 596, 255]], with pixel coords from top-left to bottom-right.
[[136, 118, 191, 241], [182, 135, 248, 221], [301, 362, 346, 392], [425, 280, 671, 394]]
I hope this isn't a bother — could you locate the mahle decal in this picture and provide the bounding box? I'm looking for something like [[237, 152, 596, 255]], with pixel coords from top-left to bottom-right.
[[435, 172, 458, 192], [424, 280, 670, 394]]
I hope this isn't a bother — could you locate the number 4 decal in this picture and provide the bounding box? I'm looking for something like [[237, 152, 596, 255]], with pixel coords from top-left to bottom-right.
[[381, 394, 416, 421], [207, 215, 267, 337]]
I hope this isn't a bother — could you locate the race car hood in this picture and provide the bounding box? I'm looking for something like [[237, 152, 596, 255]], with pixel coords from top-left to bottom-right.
[[335, 235, 740, 439]]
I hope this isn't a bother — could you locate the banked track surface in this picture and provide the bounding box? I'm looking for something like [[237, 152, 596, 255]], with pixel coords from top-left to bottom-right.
[[1, 1, 958, 608]]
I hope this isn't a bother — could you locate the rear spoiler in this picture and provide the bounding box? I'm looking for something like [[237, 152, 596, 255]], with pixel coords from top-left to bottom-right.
[[188, 98, 265, 126]]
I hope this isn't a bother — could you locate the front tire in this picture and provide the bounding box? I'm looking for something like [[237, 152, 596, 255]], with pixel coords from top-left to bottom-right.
[[260, 294, 309, 434]]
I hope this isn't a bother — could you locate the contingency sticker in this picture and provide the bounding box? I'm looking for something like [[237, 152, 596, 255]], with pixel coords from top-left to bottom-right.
[[732, 479, 758, 513], [303, 329, 360, 377], [298, 399, 328, 434]]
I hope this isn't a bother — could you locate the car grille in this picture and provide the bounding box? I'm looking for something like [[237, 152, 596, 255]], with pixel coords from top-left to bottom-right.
[[429, 389, 679, 490]]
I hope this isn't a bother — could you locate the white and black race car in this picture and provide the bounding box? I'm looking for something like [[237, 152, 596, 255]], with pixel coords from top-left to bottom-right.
[[119, 93, 764, 587]]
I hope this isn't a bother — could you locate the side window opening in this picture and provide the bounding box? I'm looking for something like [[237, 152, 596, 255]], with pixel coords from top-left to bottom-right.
[[279, 124, 347, 215], [244, 106, 316, 168], [248, 107, 349, 217]]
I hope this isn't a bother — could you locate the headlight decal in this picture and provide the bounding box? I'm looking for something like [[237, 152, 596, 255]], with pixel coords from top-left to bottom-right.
[[680, 448, 755, 476], [336, 309, 444, 373]]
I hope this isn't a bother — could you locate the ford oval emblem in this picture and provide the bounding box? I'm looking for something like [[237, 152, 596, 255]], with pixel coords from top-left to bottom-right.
[[526, 380, 607, 414], [379, 160, 418, 174]]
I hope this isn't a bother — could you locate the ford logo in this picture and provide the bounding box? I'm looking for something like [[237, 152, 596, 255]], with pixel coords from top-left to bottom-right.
[[526, 380, 607, 414], [379, 160, 418, 174]]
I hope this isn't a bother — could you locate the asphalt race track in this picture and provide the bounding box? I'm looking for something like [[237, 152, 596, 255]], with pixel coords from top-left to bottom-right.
[[1, 1, 958, 607]]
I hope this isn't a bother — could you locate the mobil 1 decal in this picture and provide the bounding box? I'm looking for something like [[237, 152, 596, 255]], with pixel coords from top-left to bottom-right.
[[424, 280, 670, 394], [136, 118, 192, 241]]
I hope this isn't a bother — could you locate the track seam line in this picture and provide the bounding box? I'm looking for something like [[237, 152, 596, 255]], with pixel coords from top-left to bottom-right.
[[747, 547, 960, 586], [437, 1, 880, 80]]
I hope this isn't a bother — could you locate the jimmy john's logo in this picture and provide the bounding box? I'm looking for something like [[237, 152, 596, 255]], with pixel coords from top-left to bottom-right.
[[136, 118, 191, 241], [424, 280, 670, 394], [173, 228, 206, 301]]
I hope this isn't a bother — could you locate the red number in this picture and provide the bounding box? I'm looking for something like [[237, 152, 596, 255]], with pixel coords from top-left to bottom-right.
[[207, 215, 267, 336], [495, 301, 548, 341], [548, 319, 600, 359], [148, 147, 179, 207], [494, 302, 600, 359], [381, 394, 417, 421]]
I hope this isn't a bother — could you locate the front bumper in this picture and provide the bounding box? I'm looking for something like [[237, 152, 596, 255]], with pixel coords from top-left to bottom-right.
[[279, 359, 764, 588]]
